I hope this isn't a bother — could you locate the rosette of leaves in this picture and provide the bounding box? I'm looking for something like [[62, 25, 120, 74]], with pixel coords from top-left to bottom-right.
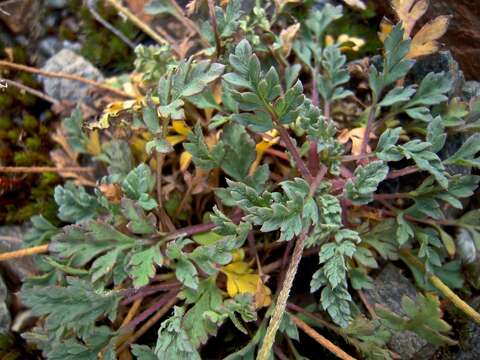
[[17, 2, 480, 360]]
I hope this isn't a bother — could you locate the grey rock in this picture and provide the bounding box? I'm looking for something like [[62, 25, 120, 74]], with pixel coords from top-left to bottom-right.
[[463, 81, 480, 101], [364, 264, 429, 359], [408, 51, 465, 98], [0, 276, 10, 334], [40, 49, 104, 102], [38, 37, 63, 58], [0, 225, 38, 283]]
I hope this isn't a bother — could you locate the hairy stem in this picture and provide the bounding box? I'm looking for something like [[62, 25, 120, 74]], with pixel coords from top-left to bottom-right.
[[0, 244, 49, 261], [275, 124, 313, 183], [257, 231, 308, 360]]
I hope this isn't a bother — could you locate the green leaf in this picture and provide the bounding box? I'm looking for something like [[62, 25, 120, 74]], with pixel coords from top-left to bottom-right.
[[426, 117, 446, 153], [143, 106, 160, 134], [128, 245, 164, 288], [406, 72, 452, 108], [24, 215, 58, 246], [96, 140, 135, 179], [378, 86, 416, 107], [145, 0, 176, 16], [444, 134, 480, 168], [317, 45, 353, 103], [167, 238, 199, 290], [219, 123, 256, 180], [63, 107, 88, 153], [122, 164, 157, 210], [184, 123, 225, 170], [344, 161, 389, 205], [146, 138, 174, 155], [131, 345, 158, 360], [368, 24, 414, 100], [21, 277, 120, 332], [377, 293, 456, 346], [54, 182, 99, 223], [182, 279, 225, 347], [305, 4, 343, 39], [154, 306, 201, 360], [121, 198, 157, 235]]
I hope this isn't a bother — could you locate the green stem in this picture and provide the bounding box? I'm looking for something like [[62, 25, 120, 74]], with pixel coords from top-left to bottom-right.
[[401, 250, 480, 325]]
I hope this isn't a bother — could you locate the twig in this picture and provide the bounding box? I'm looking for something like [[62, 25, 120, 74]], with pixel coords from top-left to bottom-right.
[[121, 282, 181, 305], [207, 0, 222, 57], [357, 290, 377, 318], [118, 291, 178, 351], [387, 166, 418, 179], [87, 0, 136, 49], [120, 298, 143, 328], [105, 0, 174, 50], [0, 60, 132, 98], [0, 244, 49, 261], [401, 250, 480, 325], [275, 123, 313, 183], [291, 315, 358, 360], [0, 78, 60, 105], [257, 168, 326, 359], [166, 0, 207, 46], [0, 166, 94, 173]]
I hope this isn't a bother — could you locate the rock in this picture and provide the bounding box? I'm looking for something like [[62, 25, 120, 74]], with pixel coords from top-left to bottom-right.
[[364, 264, 429, 359], [408, 51, 465, 98], [38, 37, 82, 59], [373, 0, 480, 81], [40, 49, 104, 102], [0, 225, 38, 283], [0, 276, 10, 334], [462, 81, 480, 101]]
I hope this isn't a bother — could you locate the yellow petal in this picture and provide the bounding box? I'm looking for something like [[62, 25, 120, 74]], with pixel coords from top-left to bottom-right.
[[86, 130, 101, 156], [166, 135, 188, 147], [172, 120, 192, 136], [222, 261, 272, 308], [325, 35, 335, 47], [179, 151, 192, 171]]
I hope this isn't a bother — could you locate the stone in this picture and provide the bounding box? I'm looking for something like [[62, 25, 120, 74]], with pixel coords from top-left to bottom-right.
[[373, 0, 480, 81], [364, 264, 429, 359], [0, 225, 38, 283], [408, 51, 465, 98], [40, 49, 104, 102]]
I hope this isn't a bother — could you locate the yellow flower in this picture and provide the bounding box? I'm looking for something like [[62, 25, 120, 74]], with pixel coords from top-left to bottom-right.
[[221, 261, 272, 308]]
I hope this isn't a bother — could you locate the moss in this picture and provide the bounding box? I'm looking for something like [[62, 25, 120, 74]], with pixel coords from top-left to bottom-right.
[[0, 93, 14, 108], [22, 114, 38, 130], [0, 116, 12, 130], [64, 0, 137, 72], [7, 129, 19, 141], [25, 136, 42, 151], [14, 152, 33, 166]]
